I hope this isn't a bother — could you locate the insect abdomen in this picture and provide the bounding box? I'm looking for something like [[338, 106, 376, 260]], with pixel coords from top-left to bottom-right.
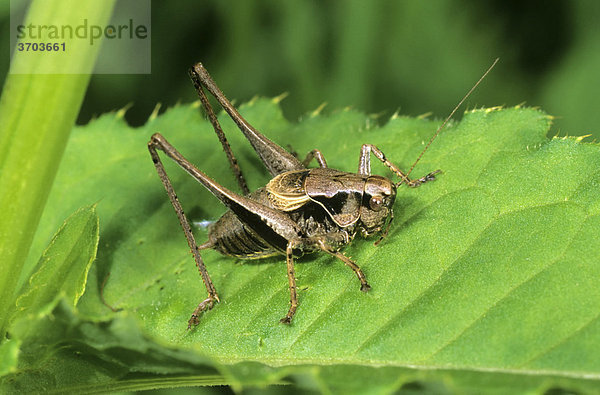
[[208, 210, 278, 258], [207, 189, 281, 259]]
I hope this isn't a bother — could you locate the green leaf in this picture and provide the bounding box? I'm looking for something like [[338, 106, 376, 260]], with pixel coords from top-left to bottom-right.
[[0, 339, 19, 377], [9, 205, 99, 327], [0, 0, 115, 336], [18, 99, 600, 392], [0, 205, 100, 391], [2, 300, 229, 393]]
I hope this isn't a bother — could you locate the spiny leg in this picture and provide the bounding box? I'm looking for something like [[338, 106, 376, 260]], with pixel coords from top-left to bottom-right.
[[150, 133, 306, 326], [150, 133, 303, 251], [316, 239, 371, 292], [148, 135, 219, 329], [358, 144, 440, 187], [302, 149, 328, 168], [189, 70, 250, 195], [280, 233, 370, 324], [189, 63, 304, 176], [281, 240, 300, 324]]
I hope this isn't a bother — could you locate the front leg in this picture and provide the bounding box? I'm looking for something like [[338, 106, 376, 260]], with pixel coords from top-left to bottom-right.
[[358, 144, 439, 187]]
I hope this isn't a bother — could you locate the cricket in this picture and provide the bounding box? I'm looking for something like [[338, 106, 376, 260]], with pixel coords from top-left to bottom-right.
[[148, 59, 498, 328]]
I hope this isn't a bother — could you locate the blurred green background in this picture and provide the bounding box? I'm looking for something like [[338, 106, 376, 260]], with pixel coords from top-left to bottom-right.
[[2, 0, 600, 137]]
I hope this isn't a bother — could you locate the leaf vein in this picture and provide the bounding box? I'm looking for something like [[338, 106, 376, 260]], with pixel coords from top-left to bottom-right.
[[423, 212, 586, 362]]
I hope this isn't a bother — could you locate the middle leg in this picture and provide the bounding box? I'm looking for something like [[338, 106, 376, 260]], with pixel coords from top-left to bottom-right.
[[279, 232, 369, 324]]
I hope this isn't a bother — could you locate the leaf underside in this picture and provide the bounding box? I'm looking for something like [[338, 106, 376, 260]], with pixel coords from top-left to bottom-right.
[[6, 99, 600, 393]]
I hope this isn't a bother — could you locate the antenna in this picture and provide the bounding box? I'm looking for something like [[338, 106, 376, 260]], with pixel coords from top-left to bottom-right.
[[407, 58, 499, 177]]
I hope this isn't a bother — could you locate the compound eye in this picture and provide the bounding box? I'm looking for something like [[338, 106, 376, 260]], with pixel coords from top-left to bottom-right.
[[369, 196, 384, 211]]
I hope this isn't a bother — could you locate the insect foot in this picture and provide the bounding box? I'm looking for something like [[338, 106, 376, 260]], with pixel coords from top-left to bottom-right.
[[406, 169, 441, 188], [187, 295, 220, 329]]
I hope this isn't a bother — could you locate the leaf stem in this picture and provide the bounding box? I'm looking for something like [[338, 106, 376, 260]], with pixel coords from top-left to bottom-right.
[[0, 0, 116, 337]]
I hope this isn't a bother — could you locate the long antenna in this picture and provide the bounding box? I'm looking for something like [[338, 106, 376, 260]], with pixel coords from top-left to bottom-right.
[[407, 58, 499, 177]]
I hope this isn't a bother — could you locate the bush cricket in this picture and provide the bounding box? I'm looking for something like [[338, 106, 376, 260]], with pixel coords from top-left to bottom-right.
[[148, 59, 498, 328]]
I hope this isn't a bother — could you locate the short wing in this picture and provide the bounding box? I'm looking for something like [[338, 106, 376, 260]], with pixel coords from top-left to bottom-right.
[[266, 170, 311, 211]]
